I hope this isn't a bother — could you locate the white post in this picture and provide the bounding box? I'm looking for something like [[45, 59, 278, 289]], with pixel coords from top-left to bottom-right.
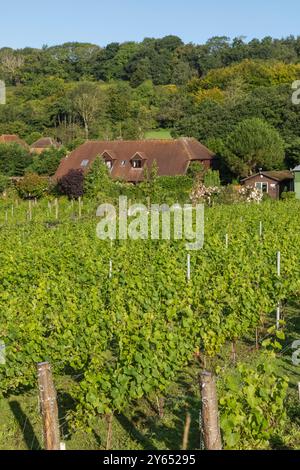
[[298, 382, 300, 402], [11, 205, 14, 217], [259, 221, 263, 238], [109, 260, 112, 279], [187, 254, 191, 282], [225, 234, 229, 249], [277, 251, 281, 277], [276, 251, 281, 330]]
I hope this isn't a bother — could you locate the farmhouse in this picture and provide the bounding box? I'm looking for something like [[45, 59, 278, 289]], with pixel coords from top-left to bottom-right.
[[54, 138, 216, 182], [0, 134, 29, 149], [241, 170, 294, 199], [30, 137, 61, 154]]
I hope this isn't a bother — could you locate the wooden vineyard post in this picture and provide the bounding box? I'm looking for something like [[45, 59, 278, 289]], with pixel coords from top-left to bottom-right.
[[259, 221, 263, 239], [106, 413, 113, 450], [78, 197, 82, 218], [182, 412, 191, 450], [225, 233, 228, 249], [199, 371, 222, 450], [37, 362, 60, 450], [28, 200, 32, 221], [55, 198, 59, 220]]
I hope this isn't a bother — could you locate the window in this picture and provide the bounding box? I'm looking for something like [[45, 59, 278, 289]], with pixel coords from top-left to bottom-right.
[[105, 160, 113, 170], [80, 159, 89, 168], [132, 159, 142, 168], [255, 182, 268, 193]]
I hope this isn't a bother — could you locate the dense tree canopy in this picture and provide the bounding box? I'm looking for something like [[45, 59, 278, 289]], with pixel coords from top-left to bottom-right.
[[0, 35, 300, 179]]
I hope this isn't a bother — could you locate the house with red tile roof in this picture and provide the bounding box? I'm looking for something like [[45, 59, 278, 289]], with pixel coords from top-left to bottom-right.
[[0, 134, 29, 149], [55, 138, 216, 183]]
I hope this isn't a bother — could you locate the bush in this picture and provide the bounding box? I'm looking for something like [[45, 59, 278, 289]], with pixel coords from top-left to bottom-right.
[[16, 173, 50, 199], [58, 169, 84, 199], [281, 191, 296, 200], [0, 173, 10, 194], [29, 147, 66, 176], [84, 158, 114, 199]]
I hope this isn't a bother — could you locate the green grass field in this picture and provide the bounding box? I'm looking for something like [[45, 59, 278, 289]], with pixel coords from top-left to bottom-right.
[[145, 129, 172, 140]]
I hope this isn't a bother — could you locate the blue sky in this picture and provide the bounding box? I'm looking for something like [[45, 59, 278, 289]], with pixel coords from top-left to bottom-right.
[[1, 0, 299, 49]]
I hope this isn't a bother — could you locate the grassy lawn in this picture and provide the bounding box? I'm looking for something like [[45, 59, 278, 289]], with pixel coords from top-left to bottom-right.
[[145, 129, 172, 140]]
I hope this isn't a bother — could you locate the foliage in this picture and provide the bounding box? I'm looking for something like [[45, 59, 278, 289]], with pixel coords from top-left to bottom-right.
[[219, 353, 288, 449], [83, 158, 114, 199], [58, 169, 84, 198], [222, 119, 285, 177], [187, 162, 205, 180], [28, 147, 66, 176], [15, 173, 50, 199], [0, 144, 32, 177], [203, 170, 221, 187], [0, 173, 10, 193]]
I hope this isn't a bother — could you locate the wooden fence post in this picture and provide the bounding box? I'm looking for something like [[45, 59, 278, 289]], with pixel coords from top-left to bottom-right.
[[199, 371, 222, 450], [37, 362, 60, 450], [182, 412, 191, 450]]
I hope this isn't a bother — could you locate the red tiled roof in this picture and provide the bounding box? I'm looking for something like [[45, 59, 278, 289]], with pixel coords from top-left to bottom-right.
[[54, 138, 215, 182], [30, 137, 60, 149], [242, 171, 294, 183], [0, 134, 29, 148]]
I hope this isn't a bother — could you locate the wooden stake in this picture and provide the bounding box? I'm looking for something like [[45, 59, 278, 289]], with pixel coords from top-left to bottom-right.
[[28, 200, 32, 221], [109, 259, 112, 278], [182, 413, 191, 450], [231, 340, 237, 363], [106, 413, 113, 450], [255, 327, 259, 350], [199, 371, 222, 450], [36, 362, 60, 450], [156, 396, 165, 418], [259, 221, 263, 238], [55, 199, 58, 220], [78, 197, 82, 218], [225, 233, 228, 248]]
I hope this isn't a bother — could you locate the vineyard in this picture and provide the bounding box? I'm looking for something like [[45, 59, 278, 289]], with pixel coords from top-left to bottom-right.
[[0, 197, 300, 450]]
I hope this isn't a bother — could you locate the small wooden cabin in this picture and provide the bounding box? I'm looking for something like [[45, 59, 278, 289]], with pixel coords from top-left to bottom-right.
[[241, 171, 294, 200]]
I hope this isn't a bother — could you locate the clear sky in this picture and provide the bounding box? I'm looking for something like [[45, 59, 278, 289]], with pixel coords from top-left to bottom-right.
[[1, 0, 299, 49]]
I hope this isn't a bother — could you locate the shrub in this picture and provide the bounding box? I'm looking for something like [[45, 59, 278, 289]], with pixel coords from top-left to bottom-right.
[[84, 158, 114, 199], [58, 169, 84, 199], [281, 191, 296, 200], [0, 173, 10, 194], [16, 173, 50, 199]]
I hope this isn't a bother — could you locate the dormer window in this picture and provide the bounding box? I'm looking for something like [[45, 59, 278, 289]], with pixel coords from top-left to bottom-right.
[[131, 152, 145, 169], [101, 151, 115, 171], [132, 159, 142, 168]]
